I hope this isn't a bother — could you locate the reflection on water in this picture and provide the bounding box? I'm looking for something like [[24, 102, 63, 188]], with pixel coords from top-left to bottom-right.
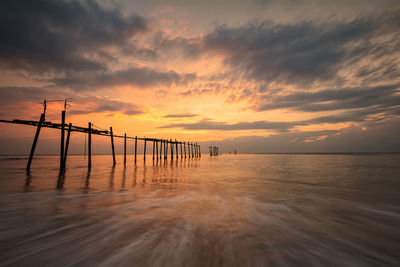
[[1, 154, 400, 266]]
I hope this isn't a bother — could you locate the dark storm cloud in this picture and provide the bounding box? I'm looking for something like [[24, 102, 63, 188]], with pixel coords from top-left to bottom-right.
[[256, 84, 400, 112], [0, 0, 148, 72], [52, 66, 196, 89], [200, 12, 400, 85]]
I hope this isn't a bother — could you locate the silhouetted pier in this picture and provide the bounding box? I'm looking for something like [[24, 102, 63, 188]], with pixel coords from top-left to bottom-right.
[[0, 111, 203, 171]]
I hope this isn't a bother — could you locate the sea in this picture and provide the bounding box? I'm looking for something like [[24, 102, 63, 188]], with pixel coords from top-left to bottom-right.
[[0, 153, 399, 266]]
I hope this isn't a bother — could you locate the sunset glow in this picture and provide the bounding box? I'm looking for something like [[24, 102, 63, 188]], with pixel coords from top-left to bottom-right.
[[1, 0, 400, 154]]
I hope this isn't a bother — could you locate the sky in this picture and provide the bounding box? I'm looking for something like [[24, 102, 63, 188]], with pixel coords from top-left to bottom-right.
[[0, 0, 400, 154]]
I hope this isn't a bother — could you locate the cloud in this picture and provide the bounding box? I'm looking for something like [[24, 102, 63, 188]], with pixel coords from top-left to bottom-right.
[[52, 66, 196, 90], [255, 84, 400, 112], [0, 86, 143, 117], [0, 0, 148, 72], [200, 118, 400, 153], [64, 98, 144, 116], [200, 12, 400, 86], [163, 114, 198, 118], [159, 119, 305, 132]]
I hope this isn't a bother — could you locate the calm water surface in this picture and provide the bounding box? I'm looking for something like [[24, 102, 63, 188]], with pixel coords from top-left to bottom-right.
[[0, 154, 400, 266]]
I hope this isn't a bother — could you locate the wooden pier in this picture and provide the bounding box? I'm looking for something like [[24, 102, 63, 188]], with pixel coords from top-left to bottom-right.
[[0, 112, 203, 171]]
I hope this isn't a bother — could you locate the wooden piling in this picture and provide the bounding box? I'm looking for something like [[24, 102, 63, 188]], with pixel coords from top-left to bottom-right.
[[159, 139, 162, 160], [170, 139, 174, 160], [152, 140, 155, 161], [63, 123, 72, 167], [180, 142, 183, 158], [124, 133, 126, 165], [156, 140, 158, 160], [60, 110, 65, 170], [144, 139, 147, 161], [175, 140, 178, 159], [26, 113, 45, 171], [184, 142, 186, 158], [134, 136, 137, 164], [199, 144, 201, 157], [110, 127, 116, 166], [191, 143, 194, 158], [165, 139, 168, 159], [88, 122, 92, 168]]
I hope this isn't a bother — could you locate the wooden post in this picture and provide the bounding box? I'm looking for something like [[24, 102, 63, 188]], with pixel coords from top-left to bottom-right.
[[60, 110, 65, 170], [134, 136, 137, 164], [124, 133, 126, 166], [180, 142, 183, 158], [199, 144, 201, 157], [170, 139, 174, 160], [191, 143, 194, 158], [184, 142, 186, 158], [165, 139, 168, 159], [110, 127, 116, 166], [63, 123, 72, 167], [144, 139, 147, 161], [159, 140, 162, 160], [88, 122, 92, 168], [152, 140, 155, 161], [26, 113, 45, 171], [156, 140, 158, 160], [175, 140, 178, 159]]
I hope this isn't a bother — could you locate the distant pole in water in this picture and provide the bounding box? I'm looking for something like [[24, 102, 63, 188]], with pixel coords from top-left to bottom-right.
[[170, 139, 174, 160], [144, 139, 147, 161], [191, 143, 194, 158], [165, 139, 168, 160], [159, 140, 162, 160], [60, 110, 65, 170], [134, 136, 137, 164], [26, 113, 45, 171], [155, 140, 158, 161], [110, 127, 116, 166], [152, 140, 155, 161], [124, 133, 127, 166], [175, 139, 179, 159], [184, 142, 186, 158], [180, 142, 183, 158], [88, 122, 92, 168], [199, 144, 201, 157], [63, 123, 72, 168]]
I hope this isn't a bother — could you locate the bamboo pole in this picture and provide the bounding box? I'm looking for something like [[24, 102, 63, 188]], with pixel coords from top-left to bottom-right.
[[175, 140, 178, 159], [88, 122, 92, 168], [134, 136, 137, 164], [63, 123, 72, 167], [60, 110, 65, 170], [144, 139, 147, 161], [124, 133, 126, 165], [152, 140, 155, 161], [110, 127, 116, 166], [26, 113, 45, 171]]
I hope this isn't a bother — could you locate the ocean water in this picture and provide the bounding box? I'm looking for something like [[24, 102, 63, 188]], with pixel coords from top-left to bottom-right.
[[0, 154, 399, 266]]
